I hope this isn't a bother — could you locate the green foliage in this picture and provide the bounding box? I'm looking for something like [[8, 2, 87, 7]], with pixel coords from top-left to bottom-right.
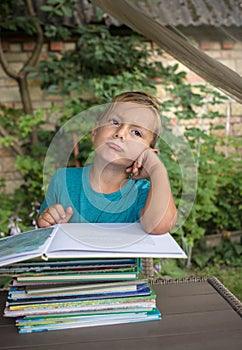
[[0, 105, 45, 145], [146, 67, 242, 270], [0, 0, 41, 35], [0, 104, 22, 132], [0, 135, 14, 147], [18, 110, 45, 138], [0, 106, 48, 208], [32, 25, 165, 102], [193, 236, 242, 268], [0, 0, 79, 39], [156, 70, 242, 266], [153, 259, 187, 279], [0, 180, 38, 236], [0, 105, 55, 235]]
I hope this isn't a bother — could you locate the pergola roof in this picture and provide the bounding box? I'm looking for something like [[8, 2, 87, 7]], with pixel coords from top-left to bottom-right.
[[127, 0, 242, 27], [33, 0, 242, 29]]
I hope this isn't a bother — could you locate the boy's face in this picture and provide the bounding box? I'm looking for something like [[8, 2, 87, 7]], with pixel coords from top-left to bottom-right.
[[92, 102, 157, 168]]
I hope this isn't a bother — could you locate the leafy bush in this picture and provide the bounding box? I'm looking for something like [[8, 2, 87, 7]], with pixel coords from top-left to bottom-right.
[[156, 77, 242, 266], [0, 105, 57, 234], [31, 25, 167, 103], [193, 237, 242, 268]]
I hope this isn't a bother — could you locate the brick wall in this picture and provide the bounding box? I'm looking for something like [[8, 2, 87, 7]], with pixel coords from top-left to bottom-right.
[[0, 37, 242, 193]]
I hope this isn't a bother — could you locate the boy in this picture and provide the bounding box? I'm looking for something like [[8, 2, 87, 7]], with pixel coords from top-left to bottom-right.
[[37, 91, 177, 234]]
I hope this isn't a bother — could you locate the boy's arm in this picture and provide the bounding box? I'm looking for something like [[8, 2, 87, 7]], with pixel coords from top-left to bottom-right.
[[127, 149, 177, 234], [140, 162, 177, 234]]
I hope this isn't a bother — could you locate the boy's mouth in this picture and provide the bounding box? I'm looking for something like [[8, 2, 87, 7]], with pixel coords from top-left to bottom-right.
[[106, 142, 124, 152]]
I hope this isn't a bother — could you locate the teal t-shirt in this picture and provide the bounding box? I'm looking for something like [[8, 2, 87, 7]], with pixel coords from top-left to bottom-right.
[[40, 165, 150, 223]]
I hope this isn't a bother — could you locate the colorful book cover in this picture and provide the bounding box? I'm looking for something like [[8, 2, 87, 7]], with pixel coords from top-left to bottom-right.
[[0, 258, 138, 275], [9, 279, 148, 299], [5, 291, 157, 317], [16, 308, 161, 333], [8, 284, 151, 305]]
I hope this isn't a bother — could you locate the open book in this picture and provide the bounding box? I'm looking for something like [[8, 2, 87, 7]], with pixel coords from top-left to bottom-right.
[[0, 223, 186, 267]]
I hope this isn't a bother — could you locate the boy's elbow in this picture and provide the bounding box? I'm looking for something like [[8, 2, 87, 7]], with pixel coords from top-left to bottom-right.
[[141, 210, 178, 235], [149, 222, 175, 235]]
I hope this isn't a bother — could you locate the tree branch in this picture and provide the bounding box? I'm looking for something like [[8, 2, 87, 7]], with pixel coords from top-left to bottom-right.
[[22, 0, 44, 70], [0, 37, 19, 80]]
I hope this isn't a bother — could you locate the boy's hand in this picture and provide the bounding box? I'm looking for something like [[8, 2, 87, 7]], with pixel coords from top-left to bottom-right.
[[37, 204, 73, 228], [126, 148, 160, 180]]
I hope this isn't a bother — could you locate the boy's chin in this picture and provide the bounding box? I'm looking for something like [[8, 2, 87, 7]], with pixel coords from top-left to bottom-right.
[[103, 157, 133, 169]]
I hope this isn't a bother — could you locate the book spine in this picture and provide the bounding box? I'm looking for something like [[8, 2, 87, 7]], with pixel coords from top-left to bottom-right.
[[42, 225, 60, 260]]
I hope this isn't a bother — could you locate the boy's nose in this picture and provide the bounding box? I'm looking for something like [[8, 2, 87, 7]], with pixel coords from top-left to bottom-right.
[[113, 125, 127, 140], [114, 133, 123, 139]]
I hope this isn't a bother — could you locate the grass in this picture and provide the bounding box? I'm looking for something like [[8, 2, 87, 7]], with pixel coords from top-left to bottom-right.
[[194, 266, 242, 301], [153, 259, 242, 301]]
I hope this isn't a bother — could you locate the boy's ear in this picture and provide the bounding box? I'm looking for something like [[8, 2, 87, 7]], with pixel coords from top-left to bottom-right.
[[91, 128, 96, 142], [91, 122, 99, 141]]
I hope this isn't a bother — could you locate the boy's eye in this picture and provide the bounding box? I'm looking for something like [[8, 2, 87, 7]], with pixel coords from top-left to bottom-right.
[[132, 130, 142, 137], [109, 119, 120, 126]]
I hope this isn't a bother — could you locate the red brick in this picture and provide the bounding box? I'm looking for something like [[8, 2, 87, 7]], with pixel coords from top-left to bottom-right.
[[222, 41, 234, 50], [200, 41, 211, 50], [186, 72, 205, 83], [23, 42, 36, 51], [1, 41, 9, 52], [49, 42, 63, 51]]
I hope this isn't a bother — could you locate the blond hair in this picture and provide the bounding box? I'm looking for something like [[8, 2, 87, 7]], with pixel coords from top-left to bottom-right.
[[99, 91, 162, 148]]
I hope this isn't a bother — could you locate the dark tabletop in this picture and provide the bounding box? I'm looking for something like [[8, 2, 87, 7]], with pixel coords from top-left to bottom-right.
[[0, 278, 241, 350]]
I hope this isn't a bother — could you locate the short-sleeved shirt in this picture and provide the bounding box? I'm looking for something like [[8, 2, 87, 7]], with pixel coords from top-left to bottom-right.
[[39, 165, 150, 223]]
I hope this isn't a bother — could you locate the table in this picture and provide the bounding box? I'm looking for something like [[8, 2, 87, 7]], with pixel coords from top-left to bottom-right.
[[0, 277, 241, 350]]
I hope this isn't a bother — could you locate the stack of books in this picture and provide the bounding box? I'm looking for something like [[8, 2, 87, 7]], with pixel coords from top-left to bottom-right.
[[2, 258, 160, 333], [0, 223, 187, 333]]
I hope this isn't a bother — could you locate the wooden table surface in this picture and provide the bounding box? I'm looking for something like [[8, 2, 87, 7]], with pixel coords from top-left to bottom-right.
[[0, 278, 241, 350]]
